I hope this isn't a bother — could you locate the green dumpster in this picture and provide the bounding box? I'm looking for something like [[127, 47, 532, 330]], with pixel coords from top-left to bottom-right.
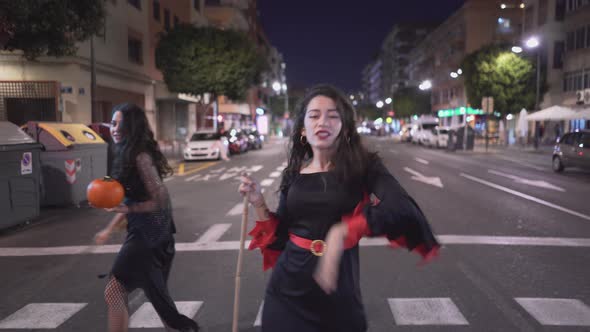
[[0, 122, 43, 229]]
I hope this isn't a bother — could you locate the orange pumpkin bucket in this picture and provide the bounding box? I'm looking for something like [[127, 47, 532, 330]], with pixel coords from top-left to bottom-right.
[[87, 176, 125, 209]]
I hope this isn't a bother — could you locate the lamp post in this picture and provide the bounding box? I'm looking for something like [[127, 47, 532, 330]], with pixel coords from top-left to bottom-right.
[[525, 37, 541, 111]]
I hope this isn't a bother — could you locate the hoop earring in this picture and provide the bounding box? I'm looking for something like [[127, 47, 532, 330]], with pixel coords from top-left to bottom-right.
[[300, 135, 308, 145]]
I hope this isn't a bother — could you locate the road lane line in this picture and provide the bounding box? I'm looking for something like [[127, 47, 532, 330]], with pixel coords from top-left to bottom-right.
[[178, 163, 185, 175], [0, 303, 87, 329], [460, 173, 590, 221], [388, 298, 469, 325], [4, 234, 590, 256], [195, 224, 231, 243], [182, 162, 218, 177], [415, 158, 429, 165], [390, 149, 399, 154], [129, 301, 202, 328], [494, 155, 546, 171], [515, 298, 590, 326]]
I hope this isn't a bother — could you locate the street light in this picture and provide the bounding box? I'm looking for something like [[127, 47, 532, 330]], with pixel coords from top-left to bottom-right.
[[376, 101, 384, 108], [526, 37, 540, 48], [385, 97, 392, 104], [419, 80, 432, 90], [511, 46, 523, 53], [272, 81, 281, 93], [450, 72, 458, 78]]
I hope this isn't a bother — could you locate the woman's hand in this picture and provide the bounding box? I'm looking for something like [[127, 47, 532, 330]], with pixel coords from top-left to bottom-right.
[[313, 222, 348, 294], [94, 229, 111, 245], [238, 173, 264, 207], [104, 204, 129, 213]]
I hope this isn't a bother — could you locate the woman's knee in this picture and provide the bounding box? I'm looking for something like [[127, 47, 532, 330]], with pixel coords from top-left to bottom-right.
[[104, 277, 128, 310]]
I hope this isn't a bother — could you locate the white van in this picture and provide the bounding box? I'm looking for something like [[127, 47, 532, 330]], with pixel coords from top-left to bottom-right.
[[411, 116, 439, 145]]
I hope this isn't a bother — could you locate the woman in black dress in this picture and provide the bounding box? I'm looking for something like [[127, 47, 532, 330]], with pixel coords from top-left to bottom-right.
[[94, 103, 199, 332], [239, 85, 439, 331]]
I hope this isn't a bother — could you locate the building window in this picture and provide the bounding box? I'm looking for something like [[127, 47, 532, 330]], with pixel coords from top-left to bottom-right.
[[205, 0, 221, 6], [497, 17, 512, 33], [575, 27, 586, 49], [524, 6, 534, 32], [194, 0, 200, 11], [174, 15, 179, 27], [128, 0, 141, 10], [553, 41, 565, 69], [153, 0, 160, 21], [538, 0, 548, 25], [585, 71, 590, 89], [128, 37, 142, 64], [567, 31, 575, 51], [555, 0, 566, 20], [164, 9, 170, 31]]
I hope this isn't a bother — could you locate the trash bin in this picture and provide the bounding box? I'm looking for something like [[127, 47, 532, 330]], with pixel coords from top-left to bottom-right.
[[0, 122, 43, 229], [448, 126, 475, 151], [88, 122, 114, 175], [23, 122, 108, 207]]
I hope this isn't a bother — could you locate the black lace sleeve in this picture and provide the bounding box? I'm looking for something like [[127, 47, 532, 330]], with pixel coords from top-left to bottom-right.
[[127, 152, 170, 213]]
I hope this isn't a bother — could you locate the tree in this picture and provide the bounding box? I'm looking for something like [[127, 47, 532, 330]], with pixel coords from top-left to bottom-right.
[[155, 25, 266, 101], [392, 87, 432, 118], [356, 104, 383, 121], [461, 44, 545, 115], [0, 0, 105, 60]]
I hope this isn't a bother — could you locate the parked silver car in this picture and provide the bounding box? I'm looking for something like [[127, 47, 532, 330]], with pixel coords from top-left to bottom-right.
[[552, 130, 590, 172]]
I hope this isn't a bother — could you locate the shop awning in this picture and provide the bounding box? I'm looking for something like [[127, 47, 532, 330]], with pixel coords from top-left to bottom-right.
[[527, 105, 590, 121]]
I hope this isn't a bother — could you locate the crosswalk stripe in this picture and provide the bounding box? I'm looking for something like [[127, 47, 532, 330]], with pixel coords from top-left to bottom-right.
[[260, 179, 274, 187], [388, 298, 469, 325], [195, 224, 232, 243], [226, 203, 245, 216], [0, 303, 87, 329], [254, 301, 264, 326], [269, 171, 281, 178], [129, 301, 203, 328], [515, 298, 590, 326]]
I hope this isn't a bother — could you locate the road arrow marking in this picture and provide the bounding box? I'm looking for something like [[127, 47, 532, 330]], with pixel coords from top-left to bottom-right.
[[404, 167, 443, 188], [488, 170, 565, 192], [415, 158, 430, 165]]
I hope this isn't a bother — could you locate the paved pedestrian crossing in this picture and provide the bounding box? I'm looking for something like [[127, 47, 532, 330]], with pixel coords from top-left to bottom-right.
[[2, 297, 588, 329]]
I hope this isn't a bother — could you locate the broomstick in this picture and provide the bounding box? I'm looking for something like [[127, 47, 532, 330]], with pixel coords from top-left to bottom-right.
[[232, 194, 249, 332]]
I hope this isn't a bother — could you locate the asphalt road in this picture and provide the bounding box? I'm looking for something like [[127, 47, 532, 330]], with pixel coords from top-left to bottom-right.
[[1, 136, 589, 331]]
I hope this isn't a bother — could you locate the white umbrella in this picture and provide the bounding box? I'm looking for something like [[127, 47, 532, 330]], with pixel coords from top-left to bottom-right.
[[517, 108, 528, 138]]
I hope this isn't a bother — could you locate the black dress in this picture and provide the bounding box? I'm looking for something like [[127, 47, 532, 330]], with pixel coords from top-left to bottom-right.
[[257, 160, 439, 332], [111, 152, 197, 330]]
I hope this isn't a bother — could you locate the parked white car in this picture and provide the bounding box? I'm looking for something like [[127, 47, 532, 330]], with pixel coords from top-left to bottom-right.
[[411, 116, 439, 145], [426, 126, 450, 148], [183, 132, 228, 161]]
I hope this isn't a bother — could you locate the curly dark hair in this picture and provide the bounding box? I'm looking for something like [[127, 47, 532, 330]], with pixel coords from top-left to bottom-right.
[[280, 84, 377, 192], [110, 103, 173, 181]]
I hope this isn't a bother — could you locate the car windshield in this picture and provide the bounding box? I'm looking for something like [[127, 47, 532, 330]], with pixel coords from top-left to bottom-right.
[[439, 129, 449, 134], [191, 133, 220, 141], [422, 123, 437, 130]]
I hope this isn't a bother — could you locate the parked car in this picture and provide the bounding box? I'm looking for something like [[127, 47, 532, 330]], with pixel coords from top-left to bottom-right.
[[243, 129, 263, 150], [183, 132, 228, 161], [225, 129, 249, 155], [552, 130, 590, 172], [411, 116, 439, 145], [425, 126, 450, 148]]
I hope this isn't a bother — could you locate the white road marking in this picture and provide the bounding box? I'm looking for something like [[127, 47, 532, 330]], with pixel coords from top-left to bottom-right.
[[0, 303, 87, 329], [388, 298, 469, 325], [260, 179, 275, 187], [488, 169, 565, 192], [276, 166, 284, 171], [515, 298, 590, 326], [185, 173, 203, 182], [164, 177, 174, 182], [254, 301, 264, 326], [494, 155, 546, 171], [195, 224, 232, 243], [404, 167, 443, 188], [129, 301, 202, 328], [3, 234, 590, 257], [460, 173, 590, 221], [226, 203, 245, 216], [415, 158, 430, 165], [390, 149, 399, 154], [269, 171, 281, 178]]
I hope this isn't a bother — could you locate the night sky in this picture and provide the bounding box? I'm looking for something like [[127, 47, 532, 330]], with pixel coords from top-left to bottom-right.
[[258, 0, 465, 93]]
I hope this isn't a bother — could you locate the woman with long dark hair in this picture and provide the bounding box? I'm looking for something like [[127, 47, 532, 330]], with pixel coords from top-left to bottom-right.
[[239, 85, 439, 331], [94, 103, 199, 332]]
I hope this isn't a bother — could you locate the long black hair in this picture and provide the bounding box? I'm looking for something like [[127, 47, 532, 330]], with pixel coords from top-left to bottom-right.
[[281, 84, 377, 192], [110, 103, 173, 182]]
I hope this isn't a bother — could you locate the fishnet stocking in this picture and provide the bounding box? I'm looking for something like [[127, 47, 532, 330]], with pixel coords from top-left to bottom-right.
[[104, 277, 129, 332]]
